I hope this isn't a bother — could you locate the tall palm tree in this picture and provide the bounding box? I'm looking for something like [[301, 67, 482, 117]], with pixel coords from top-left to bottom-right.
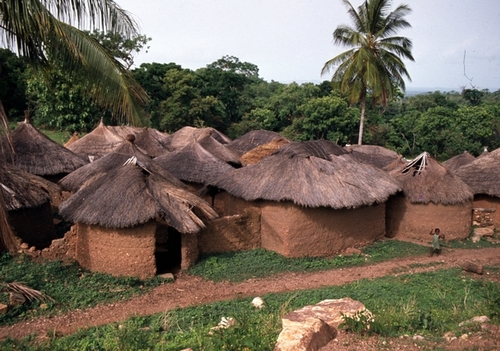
[[322, 0, 414, 145], [0, 0, 148, 251]]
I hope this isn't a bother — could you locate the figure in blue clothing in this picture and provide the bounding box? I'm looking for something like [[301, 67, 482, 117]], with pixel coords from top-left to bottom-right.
[[429, 228, 445, 257]]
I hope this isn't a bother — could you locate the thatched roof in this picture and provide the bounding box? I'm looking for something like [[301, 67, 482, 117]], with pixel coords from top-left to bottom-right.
[[154, 141, 234, 185], [240, 137, 289, 166], [63, 132, 79, 147], [442, 151, 475, 172], [59, 135, 184, 193], [0, 163, 58, 211], [389, 152, 473, 204], [454, 148, 500, 197], [132, 128, 170, 157], [383, 156, 408, 172], [107, 125, 143, 138], [66, 120, 124, 161], [344, 144, 401, 169], [0, 119, 88, 176], [59, 137, 217, 232], [215, 141, 401, 209], [163, 126, 231, 151], [227, 130, 288, 156]]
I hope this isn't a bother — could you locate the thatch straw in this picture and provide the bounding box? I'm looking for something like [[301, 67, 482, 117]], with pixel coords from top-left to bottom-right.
[[0, 163, 59, 210], [215, 141, 401, 209], [59, 156, 218, 233], [163, 126, 231, 151], [454, 148, 500, 196], [0, 119, 88, 176], [240, 137, 289, 166], [389, 152, 473, 204], [63, 132, 79, 148], [442, 151, 475, 172], [227, 130, 288, 156], [66, 120, 124, 161], [155, 141, 234, 185], [344, 144, 401, 169]]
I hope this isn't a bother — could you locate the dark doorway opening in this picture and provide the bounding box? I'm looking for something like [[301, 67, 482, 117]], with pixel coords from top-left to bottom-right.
[[155, 224, 182, 275]]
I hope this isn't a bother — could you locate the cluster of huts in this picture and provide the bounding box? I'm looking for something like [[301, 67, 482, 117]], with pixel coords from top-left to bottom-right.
[[0, 116, 497, 279]]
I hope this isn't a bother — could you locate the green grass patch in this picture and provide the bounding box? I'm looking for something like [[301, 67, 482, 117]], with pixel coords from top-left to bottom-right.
[[0, 253, 171, 326], [4, 268, 499, 351], [40, 129, 72, 145], [188, 239, 429, 282]]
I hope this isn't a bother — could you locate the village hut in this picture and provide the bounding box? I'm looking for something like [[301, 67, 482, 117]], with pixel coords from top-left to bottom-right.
[[163, 126, 231, 150], [240, 137, 290, 166], [386, 152, 473, 240], [0, 116, 88, 183], [0, 163, 59, 249], [344, 144, 401, 169], [66, 120, 124, 161], [454, 148, 500, 230], [226, 129, 288, 156], [212, 141, 401, 258], [442, 151, 475, 172], [59, 135, 217, 279]]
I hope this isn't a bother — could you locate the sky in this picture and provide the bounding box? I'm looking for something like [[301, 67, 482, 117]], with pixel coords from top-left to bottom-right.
[[116, 0, 500, 92]]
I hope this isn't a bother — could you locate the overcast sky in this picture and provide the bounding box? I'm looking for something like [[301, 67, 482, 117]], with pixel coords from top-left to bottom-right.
[[116, 0, 500, 92]]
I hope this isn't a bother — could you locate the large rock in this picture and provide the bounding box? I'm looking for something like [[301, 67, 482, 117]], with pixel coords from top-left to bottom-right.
[[274, 298, 369, 351]]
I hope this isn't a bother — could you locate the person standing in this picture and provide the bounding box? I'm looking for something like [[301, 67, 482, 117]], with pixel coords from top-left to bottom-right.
[[429, 228, 445, 256]]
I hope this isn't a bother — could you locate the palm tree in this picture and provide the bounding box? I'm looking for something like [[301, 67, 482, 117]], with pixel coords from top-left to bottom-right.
[[322, 0, 414, 145], [0, 0, 148, 251]]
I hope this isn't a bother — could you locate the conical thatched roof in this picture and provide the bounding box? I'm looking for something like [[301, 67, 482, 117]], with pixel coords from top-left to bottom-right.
[[442, 151, 475, 172], [215, 141, 401, 209], [344, 144, 401, 169], [66, 120, 124, 161], [132, 128, 170, 157], [196, 132, 241, 166], [59, 136, 218, 232], [0, 118, 88, 176], [59, 135, 184, 193], [154, 141, 234, 185], [389, 152, 473, 204], [227, 130, 288, 156], [383, 156, 408, 172], [454, 148, 500, 196], [0, 163, 57, 211], [63, 132, 79, 148], [163, 126, 231, 151], [240, 137, 289, 166], [107, 125, 143, 138]]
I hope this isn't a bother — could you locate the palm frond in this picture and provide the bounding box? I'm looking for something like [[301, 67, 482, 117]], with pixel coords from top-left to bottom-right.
[[2, 282, 55, 303]]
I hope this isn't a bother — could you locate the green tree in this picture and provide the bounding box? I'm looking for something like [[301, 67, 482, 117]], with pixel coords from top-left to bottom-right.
[[0, 49, 27, 121], [322, 0, 414, 145]]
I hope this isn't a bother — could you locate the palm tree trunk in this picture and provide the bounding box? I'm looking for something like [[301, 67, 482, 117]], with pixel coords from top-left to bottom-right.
[[357, 95, 366, 145]]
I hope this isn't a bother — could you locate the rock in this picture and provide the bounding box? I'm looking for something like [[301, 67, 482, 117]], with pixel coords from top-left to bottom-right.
[[252, 296, 265, 309], [459, 315, 490, 327], [274, 298, 368, 351], [461, 261, 483, 275], [343, 248, 362, 255], [0, 303, 8, 314], [471, 235, 481, 243], [157, 273, 175, 280], [20, 243, 29, 250], [474, 228, 494, 237], [413, 335, 424, 341]]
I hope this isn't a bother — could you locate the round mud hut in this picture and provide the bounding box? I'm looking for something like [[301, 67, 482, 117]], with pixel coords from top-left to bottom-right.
[[214, 141, 401, 258], [386, 152, 474, 240], [442, 151, 475, 172], [59, 135, 217, 279], [454, 147, 500, 230]]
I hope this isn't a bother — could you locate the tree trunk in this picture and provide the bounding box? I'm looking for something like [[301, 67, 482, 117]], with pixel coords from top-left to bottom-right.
[[357, 95, 366, 145]]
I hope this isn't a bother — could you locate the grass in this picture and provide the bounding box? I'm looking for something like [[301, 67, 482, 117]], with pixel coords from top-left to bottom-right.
[[41, 129, 72, 145], [2, 268, 499, 351]]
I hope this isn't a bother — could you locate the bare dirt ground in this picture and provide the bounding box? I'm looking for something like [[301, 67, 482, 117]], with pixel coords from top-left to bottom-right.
[[1, 245, 500, 350]]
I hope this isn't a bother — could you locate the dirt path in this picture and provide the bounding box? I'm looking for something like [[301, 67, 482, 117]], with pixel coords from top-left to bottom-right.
[[1, 246, 500, 342]]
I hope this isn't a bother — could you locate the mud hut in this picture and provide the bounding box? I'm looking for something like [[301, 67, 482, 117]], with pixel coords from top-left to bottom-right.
[[214, 141, 401, 258], [226, 129, 288, 156], [0, 116, 88, 183], [442, 151, 475, 172], [454, 148, 500, 229], [344, 144, 401, 169], [0, 163, 59, 249], [66, 120, 124, 161], [59, 135, 217, 279], [163, 126, 231, 150], [386, 152, 473, 240]]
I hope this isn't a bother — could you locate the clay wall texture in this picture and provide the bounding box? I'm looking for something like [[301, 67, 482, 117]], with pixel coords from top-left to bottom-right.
[[473, 195, 500, 230]]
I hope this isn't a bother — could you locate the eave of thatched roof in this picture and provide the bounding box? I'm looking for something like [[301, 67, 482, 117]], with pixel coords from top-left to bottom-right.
[[66, 120, 124, 161], [240, 137, 289, 166], [454, 148, 500, 196], [0, 120, 88, 176], [215, 141, 401, 209], [344, 144, 401, 169], [59, 157, 218, 232], [59, 136, 184, 193], [227, 130, 288, 156], [442, 151, 475, 172], [0, 163, 56, 210], [163, 126, 231, 151], [389, 152, 473, 204], [154, 141, 234, 185]]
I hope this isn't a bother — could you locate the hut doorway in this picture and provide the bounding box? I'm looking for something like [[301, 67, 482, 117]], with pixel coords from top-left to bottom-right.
[[154, 224, 182, 275]]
